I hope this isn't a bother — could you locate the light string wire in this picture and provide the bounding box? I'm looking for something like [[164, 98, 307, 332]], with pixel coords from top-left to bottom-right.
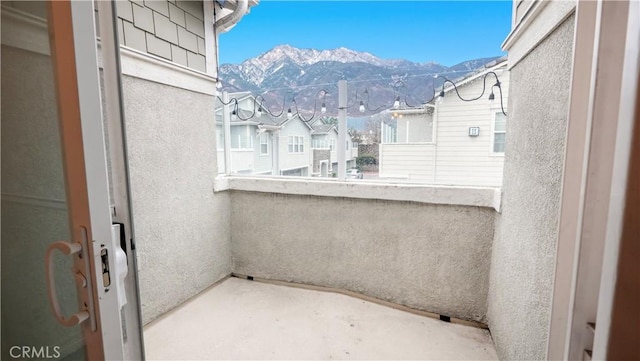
[[437, 71, 507, 116], [217, 68, 507, 124]]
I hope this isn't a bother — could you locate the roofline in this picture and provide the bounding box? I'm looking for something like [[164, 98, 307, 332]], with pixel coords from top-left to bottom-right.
[[386, 106, 433, 115], [279, 115, 315, 130], [258, 124, 282, 131], [443, 61, 508, 94]]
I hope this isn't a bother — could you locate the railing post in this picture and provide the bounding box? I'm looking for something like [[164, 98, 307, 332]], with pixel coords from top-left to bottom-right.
[[222, 91, 231, 175], [338, 79, 347, 180]]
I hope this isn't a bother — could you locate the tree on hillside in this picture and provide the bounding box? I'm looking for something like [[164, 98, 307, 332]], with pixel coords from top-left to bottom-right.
[[320, 116, 338, 125]]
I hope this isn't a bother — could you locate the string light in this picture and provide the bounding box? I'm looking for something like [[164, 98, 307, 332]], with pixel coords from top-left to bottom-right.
[[291, 89, 330, 123], [393, 96, 400, 109], [437, 71, 507, 116], [217, 68, 507, 123]]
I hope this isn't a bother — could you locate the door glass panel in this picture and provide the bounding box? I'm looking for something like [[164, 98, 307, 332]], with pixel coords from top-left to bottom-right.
[[1, 3, 87, 360]]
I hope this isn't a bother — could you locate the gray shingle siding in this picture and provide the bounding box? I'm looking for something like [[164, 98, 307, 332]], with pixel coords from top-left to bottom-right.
[[113, 0, 207, 72]]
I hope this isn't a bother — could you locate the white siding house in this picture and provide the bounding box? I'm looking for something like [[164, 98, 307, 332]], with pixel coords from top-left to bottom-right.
[[215, 92, 313, 176], [311, 123, 358, 176], [277, 116, 313, 176], [379, 60, 509, 186]]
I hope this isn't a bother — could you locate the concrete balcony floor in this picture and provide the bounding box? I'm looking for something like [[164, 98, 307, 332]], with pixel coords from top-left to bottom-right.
[[143, 277, 498, 360]]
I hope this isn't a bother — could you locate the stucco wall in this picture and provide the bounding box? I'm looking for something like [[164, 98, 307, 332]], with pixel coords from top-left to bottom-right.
[[121, 76, 232, 324], [487, 14, 575, 360], [230, 191, 495, 323]]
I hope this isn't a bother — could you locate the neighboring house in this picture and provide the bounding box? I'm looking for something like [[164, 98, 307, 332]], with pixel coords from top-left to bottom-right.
[[215, 92, 314, 176], [310, 123, 358, 176], [310, 123, 335, 177], [379, 58, 509, 186], [277, 114, 313, 176], [346, 130, 359, 169]]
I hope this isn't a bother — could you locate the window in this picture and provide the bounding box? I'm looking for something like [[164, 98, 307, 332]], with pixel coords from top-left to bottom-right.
[[288, 135, 304, 153], [493, 113, 507, 154], [329, 139, 336, 151], [260, 133, 269, 155], [231, 125, 253, 149], [312, 137, 327, 149]]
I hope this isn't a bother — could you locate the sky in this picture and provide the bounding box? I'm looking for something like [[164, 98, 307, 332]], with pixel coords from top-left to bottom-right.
[[218, 1, 513, 66]]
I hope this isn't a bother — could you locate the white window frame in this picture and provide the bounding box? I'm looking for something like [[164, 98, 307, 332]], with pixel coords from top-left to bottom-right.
[[312, 136, 328, 149], [490, 111, 507, 156], [329, 139, 336, 151], [216, 125, 225, 151], [259, 133, 269, 156], [231, 125, 254, 150], [288, 135, 304, 154]]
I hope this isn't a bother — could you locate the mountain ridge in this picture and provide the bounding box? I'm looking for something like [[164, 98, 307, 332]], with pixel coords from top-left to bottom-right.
[[219, 45, 501, 114]]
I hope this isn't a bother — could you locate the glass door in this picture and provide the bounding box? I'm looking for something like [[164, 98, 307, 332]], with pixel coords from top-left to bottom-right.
[[1, 1, 139, 360]]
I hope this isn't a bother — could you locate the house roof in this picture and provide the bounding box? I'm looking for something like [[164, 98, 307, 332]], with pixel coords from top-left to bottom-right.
[[215, 92, 315, 130], [310, 123, 337, 135], [442, 56, 508, 94]]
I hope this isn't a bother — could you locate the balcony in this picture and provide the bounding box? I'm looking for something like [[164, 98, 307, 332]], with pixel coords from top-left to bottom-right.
[[135, 176, 500, 359], [144, 277, 498, 360], [5, 1, 634, 360]]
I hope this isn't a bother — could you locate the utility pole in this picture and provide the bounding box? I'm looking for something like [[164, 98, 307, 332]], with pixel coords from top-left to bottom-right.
[[338, 79, 347, 180], [222, 91, 232, 175]]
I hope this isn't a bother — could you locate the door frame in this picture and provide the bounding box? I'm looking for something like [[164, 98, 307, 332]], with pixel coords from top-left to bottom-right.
[[547, 0, 639, 359], [592, 0, 640, 357], [48, 1, 128, 359], [95, 1, 146, 359]]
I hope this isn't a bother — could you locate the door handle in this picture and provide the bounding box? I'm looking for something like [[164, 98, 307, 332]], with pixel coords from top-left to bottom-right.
[[45, 240, 89, 327]]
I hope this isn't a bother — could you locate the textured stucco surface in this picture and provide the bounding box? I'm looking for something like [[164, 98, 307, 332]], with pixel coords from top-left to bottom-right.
[[487, 15, 575, 361], [144, 278, 498, 360], [230, 191, 495, 323], [122, 77, 232, 324]]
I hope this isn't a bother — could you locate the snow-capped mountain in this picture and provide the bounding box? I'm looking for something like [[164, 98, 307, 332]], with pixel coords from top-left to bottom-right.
[[219, 45, 500, 114]]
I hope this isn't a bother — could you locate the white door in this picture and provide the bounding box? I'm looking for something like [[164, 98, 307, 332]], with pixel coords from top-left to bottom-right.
[[1, 1, 142, 360]]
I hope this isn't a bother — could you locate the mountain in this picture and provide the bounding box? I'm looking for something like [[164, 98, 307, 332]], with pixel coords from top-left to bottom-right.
[[219, 45, 501, 116]]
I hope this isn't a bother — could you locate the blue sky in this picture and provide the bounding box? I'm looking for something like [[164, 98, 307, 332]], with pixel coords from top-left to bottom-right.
[[218, 1, 512, 66]]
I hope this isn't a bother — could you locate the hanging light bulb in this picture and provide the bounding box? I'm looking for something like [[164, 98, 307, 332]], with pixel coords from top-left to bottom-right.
[[359, 101, 365, 113], [488, 92, 495, 105], [231, 110, 237, 121], [287, 108, 293, 119], [257, 106, 263, 118], [393, 96, 400, 109], [436, 90, 445, 104], [216, 81, 222, 89], [321, 102, 327, 114]]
